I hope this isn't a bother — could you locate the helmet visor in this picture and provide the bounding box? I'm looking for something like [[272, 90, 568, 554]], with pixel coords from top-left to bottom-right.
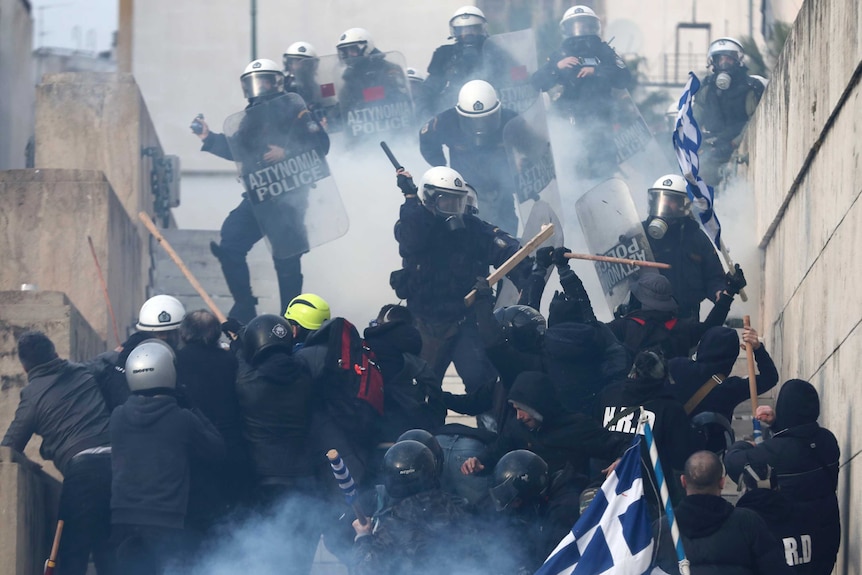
[[338, 43, 366, 63], [563, 16, 601, 37], [648, 189, 690, 219], [241, 72, 284, 99], [432, 190, 469, 216], [489, 476, 520, 511], [458, 109, 501, 140], [709, 52, 741, 71], [451, 23, 488, 42]]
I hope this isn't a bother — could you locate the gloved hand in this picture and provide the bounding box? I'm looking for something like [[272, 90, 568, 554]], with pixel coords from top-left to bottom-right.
[[221, 318, 244, 339], [533, 247, 554, 271], [397, 171, 418, 196], [472, 277, 493, 301], [724, 264, 747, 295], [552, 246, 572, 269]]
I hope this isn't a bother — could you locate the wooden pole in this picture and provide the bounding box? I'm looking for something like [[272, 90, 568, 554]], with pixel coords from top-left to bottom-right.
[[564, 252, 671, 269], [743, 315, 763, 443], [43, 520, 64, 575], [463, 224, 555, 307], [138, 212, 227, 324], [87, 236, 122, 346]]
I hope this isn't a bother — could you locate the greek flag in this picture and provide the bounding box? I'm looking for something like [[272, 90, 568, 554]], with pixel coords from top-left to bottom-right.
[[535, 436, 653, 575], [673, 72, 721, 249]]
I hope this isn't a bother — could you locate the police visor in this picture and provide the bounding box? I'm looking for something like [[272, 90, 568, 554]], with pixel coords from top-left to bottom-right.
[[431, 189, 468, 216], [241, 72, 284, 100], [648, 189, 690, 219]]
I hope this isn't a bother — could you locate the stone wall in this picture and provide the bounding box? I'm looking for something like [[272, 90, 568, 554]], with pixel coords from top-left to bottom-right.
[[744, 0, 862, 572], [0, 0, 34, 170], [0, 170, 144, 344]]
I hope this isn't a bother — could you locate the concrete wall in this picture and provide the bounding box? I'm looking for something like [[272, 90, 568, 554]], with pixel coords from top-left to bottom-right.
[[34, 72, 164, 226], [0, 170, 144, 344], [0, 0, 34, 170], [745, 0, 862, 572]]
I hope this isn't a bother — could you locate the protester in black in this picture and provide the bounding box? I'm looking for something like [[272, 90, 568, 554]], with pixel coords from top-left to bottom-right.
[[2, 331, 114, 575]]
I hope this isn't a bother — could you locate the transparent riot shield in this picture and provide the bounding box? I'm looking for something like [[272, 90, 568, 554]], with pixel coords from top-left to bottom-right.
[[314, 51, 414, 143], [575, 178, 656, 315], [611, 89, 654, 165], [503, 96, 565, 248], [223, 93, 349, 259], [483, 30, 540, 115]]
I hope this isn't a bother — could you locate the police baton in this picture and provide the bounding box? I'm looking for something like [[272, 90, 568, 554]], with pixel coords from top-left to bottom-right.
[[564, 252, 671, 269], [464, 223, 555, 307], [379, 141, 403, 171]]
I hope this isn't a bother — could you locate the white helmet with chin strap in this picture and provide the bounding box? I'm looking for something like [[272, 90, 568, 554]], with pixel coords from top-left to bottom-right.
[[559, 5, 601, 38], [449, 6, 488, 44], [136, 295, 186, 332], [707, 37, 745, 70], [337, 28, 375, 62], [419, 166, 470, 225], [646, 174, 692, 239], [240, 58, 285, 100], [283, 41, 318, 73], [456, 80, 502, 144]]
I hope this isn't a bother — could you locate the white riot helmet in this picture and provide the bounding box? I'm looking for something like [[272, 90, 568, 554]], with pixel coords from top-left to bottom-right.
[[449, 6, 488, 46], [465, 183, 479, 216], [337, 28, 375, 62], [283, 41, 319, 74], [420, 166, 471, 229], [136, 295, 186, 332], [456, 80, 502, 145], [707, 37, 745, 71], [125, 340, 177, 392], [406, 67, 427, 82], [647, 174, 692, 239], [240, 58, 285, 100], [560, 5, 601, 38]]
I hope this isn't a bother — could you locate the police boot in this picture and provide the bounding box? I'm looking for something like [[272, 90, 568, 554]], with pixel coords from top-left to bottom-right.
[[210, 241, 258, 323], [273, 255, 303, 316]]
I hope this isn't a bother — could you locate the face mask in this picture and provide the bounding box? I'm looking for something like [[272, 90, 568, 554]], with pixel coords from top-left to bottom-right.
[[715, 72, 732, 91], [647, 218, 669, 239]]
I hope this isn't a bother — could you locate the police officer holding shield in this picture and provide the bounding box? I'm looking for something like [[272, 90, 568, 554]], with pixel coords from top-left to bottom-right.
[[192, 59, 329, 322]]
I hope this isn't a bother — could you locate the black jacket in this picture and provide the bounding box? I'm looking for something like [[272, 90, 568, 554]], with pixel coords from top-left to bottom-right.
[[532, 35, 632, 120], [724, 380, 840, 574], [235, 349, 315, 481], [110, 394, 225, 528], [694, 67, 765, 150], [2, 358, 111, 476], [394, 198, 529, 321], [668, 326, 779, 420], [653, 494, 793, 574], [479, 371, 627, 474], [644, 218, 726, 318]]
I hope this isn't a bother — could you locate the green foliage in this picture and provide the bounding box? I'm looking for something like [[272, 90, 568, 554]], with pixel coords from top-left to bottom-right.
[[739, 21, 791, 78]]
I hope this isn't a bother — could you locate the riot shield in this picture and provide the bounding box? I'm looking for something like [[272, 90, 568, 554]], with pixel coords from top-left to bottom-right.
[[483, 30, 540, 115], [610, 89, 653, 165], [314, 51, 414, 143], [223, 93, 349, 259], [575, 178, 656, 315], [503, 96, 565, 248]]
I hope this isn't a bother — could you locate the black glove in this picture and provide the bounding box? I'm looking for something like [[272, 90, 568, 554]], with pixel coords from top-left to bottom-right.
[[397, 172, 418, 196], [221, 318, 244, 339], [552, 246, 572, 269], [725, 264, 747, 295], [534, 246, 553, 271], [472, 277, 493, 301]]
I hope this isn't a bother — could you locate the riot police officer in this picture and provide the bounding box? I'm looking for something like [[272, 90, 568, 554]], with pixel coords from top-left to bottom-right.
[[193, 59, 330, 322], [532, 5, 632, 178], [419, 80, 520, 235], [642, 174, 727, 319], [391, 166, 531, 398], [283, 41, 319, 107], [694, 37, 766, 187]]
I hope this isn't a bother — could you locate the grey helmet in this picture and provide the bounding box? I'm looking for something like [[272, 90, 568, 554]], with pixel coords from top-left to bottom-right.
[[125, 340, 177, 391]]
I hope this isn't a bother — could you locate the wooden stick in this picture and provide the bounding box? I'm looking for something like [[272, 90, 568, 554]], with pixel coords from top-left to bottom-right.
[[87, 236, 122, 346], [564, 252, 671, 269], [138, 212, 227, 324], [43, 520, 64, 575], [743, 315, 763, 444], [464, 223, 555, 307]]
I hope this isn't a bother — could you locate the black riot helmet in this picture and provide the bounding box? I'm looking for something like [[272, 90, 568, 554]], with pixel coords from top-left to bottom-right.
[[490, 449, 549, 511], [382, 440, 440, 500], [691, 411, 735, 455], [397, 429, 444, 474], [242, 314, 294, 366], [494, 305, 547, 351]]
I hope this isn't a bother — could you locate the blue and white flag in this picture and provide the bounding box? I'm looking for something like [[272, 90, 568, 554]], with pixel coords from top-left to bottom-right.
[[673, 72, 721, 249], [535, 436, 653, 575]]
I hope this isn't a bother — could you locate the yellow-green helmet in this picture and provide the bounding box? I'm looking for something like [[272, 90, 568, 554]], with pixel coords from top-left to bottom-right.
[[284, 293, 331, 330]]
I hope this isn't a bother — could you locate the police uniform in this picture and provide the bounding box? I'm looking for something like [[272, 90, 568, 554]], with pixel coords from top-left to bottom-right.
[[201, 93, 329, 321], [339, 50, 412, 142], [422, 40, 507, 117], [419, 107, 520, 235]]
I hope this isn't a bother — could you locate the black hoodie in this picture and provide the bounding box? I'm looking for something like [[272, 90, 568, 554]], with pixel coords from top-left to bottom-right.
[[725, 380, 840, 574], [110, 394, 225, 528], [653, 493, 792, 575]]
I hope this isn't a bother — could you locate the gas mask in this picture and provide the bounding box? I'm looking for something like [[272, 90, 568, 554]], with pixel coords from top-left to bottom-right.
[[646, 188, 690, 239], [715, 72, 732, 91]]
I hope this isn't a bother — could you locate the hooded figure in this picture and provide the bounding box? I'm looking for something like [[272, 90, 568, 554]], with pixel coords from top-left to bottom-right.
[[725, 380, 840, 575], [668, 326, 778, 422]]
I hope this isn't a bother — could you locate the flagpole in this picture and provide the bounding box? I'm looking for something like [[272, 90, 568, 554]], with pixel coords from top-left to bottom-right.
[[639, 412, 690, 575], [718, 239, 748, 302]]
